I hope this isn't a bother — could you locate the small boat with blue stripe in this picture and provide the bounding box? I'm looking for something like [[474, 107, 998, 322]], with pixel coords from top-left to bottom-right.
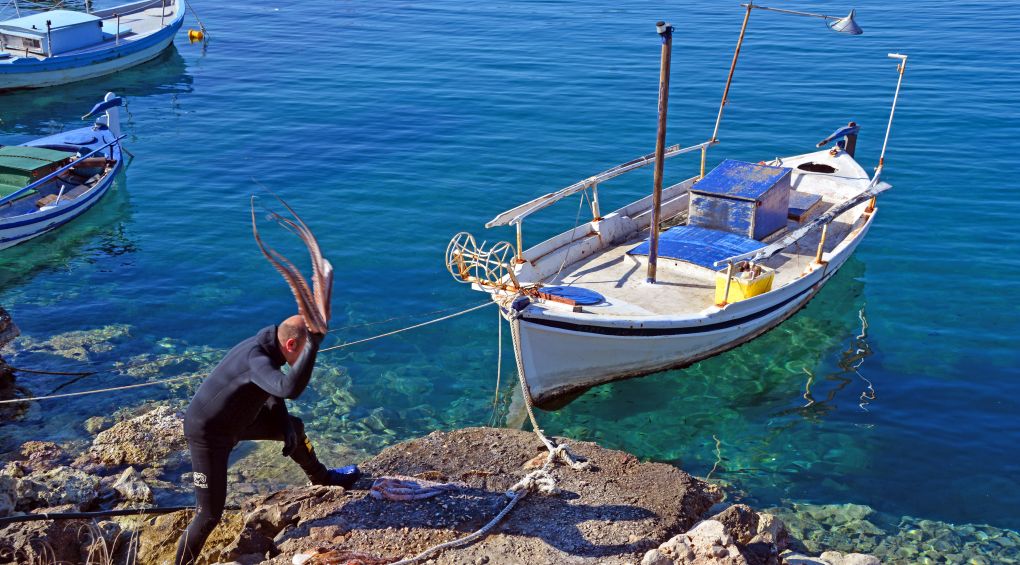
[[0, 92, 125, 250], [0, 0, 184, 91], [445, 15, 909, 408]]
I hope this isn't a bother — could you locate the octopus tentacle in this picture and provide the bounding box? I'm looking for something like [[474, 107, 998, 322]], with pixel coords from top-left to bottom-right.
[[250, 196, 332, 334], [263, 193, 332, 325]]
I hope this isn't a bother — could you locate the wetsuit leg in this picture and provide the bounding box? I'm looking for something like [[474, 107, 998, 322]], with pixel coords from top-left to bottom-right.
[[175, 442, 230, 565], [238, 409, 328, 481]]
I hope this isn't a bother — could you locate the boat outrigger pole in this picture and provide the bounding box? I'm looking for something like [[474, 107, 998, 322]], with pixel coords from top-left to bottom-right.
[[867, 52, 908, 211], [703, 2, 864, 177], [646, 20, 674, 285]]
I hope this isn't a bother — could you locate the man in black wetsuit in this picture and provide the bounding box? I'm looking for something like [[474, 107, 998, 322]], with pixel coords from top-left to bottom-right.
[[175, 315, 360, 565]]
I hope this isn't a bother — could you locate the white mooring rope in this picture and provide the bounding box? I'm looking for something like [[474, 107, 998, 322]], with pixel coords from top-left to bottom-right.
[[383, 302, 590, 565], [0, 302, 495, 405]]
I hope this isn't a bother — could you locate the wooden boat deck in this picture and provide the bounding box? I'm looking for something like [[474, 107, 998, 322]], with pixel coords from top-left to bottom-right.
[[539, 195, 859, 317]]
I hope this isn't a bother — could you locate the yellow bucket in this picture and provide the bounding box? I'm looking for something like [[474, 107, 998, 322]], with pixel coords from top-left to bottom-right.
[[715, 266, 775, 304]]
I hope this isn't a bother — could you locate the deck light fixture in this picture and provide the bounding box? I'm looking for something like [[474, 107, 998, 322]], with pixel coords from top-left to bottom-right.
[[744, 5, 863, 35]]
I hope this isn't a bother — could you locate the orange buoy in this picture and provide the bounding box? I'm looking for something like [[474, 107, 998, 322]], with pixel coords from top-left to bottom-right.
[[188, 29, 204, 42]]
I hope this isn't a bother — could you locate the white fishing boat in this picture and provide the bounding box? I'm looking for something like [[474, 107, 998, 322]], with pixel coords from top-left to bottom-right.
[[0, 0, 185, 91], [446, 7, 909, 408], [0, 92, 125, 250]]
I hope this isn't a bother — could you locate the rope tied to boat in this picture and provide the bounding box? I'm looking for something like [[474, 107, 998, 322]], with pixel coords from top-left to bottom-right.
[[0, 302, 494, 405], [358, 294, 588, 565]]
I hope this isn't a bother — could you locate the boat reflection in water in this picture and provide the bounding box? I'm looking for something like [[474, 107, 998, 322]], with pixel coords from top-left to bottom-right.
[[0, 168, 134, 290], [0, 45, 192, 132]]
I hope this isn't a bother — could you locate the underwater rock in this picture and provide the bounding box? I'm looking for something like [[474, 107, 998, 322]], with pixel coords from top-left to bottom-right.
[[111, 466, 154, 503], [0, 307, 20, 418], [78, 404, 187, 468], [84, 415, 113, 434], [818, 551, 880, 565], [0, 306, 17, 349], [779, 550, 880, 565], [14, 323, 131, 361], [765, 501, 1020, 564]]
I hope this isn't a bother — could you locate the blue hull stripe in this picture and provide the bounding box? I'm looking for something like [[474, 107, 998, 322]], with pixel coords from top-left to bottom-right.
[[0, 161, 121, 242], [0, 181, 111, 244], [0, 13, 184, 74], [521, 270, 836, 337]]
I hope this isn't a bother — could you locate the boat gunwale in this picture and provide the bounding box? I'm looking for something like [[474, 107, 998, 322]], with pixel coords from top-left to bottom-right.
[[0, 0, 183, 70], [0, 130, 123, 231], [506, 207, 874, 328]]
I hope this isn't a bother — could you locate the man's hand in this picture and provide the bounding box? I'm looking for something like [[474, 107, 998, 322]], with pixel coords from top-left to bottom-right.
[[281, 419, 298, 457], [309, 330, 325, 348]]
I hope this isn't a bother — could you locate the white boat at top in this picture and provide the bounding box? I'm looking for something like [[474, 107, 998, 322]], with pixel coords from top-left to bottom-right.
[[445, 8, 908, 408], [0, 0, 184, 91], [0, 92, 125, 250]]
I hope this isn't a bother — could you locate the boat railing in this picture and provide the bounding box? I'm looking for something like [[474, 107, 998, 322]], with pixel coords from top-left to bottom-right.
[[712, 176, 892, 271], [486, 140, 714, 262], [91, 0, 175, 19], [0, 134, 124, 207]]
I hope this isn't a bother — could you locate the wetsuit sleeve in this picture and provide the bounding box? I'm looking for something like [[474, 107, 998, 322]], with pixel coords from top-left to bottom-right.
[[249, 335, 321, 399], [264, 395, 289, 426]]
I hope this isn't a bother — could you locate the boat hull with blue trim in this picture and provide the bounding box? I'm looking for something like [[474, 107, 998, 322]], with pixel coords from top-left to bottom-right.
[[0, 0, 184, 91], [472, 146, 886, 408], [0, 94, 125, 250]]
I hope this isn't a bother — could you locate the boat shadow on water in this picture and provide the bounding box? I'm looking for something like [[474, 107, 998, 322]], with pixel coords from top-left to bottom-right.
[[0, 168, 135, 289], [0, 45, 192, 132]]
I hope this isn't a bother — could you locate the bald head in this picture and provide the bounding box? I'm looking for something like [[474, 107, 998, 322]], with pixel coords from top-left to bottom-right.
[[277, 315, 308, 365]]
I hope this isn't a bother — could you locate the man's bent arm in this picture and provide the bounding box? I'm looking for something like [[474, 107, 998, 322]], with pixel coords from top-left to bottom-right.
[[250, 335, 321, 399]]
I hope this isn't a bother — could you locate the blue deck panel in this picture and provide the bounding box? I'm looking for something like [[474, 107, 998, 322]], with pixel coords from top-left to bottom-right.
[[692, 159, 791, 201], [627, 225, 765, 270]]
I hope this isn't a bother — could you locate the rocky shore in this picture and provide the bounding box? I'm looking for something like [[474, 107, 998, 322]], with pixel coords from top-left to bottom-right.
[[0, 395, 879, 565], [3, 313, 1019, 564]]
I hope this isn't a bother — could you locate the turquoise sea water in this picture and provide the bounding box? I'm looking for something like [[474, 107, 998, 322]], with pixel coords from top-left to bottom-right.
[[2, 0, 1019, 549]]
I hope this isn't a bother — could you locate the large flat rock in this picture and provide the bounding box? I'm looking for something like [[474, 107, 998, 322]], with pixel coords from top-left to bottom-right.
[[238, 426, 722, 564]]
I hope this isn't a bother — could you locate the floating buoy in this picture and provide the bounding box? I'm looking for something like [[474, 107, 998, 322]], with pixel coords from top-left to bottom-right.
[[188, 29, 204, 42]]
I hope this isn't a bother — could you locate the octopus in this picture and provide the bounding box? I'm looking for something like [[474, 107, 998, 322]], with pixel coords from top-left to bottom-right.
[[250, 192, 333, 334], [369, 475, 463, 501], [292, 549, 395, 565]]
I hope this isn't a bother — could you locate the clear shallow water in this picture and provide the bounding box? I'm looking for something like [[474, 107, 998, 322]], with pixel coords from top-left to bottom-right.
[[1, 0, 1018, 544]]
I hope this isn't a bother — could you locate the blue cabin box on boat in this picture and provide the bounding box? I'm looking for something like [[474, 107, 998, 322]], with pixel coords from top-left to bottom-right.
[[0, 11, 105, 56], [688, 159, 792, 241]]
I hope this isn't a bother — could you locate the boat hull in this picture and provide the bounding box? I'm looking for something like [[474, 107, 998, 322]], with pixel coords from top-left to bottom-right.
[[512, 218, 872, 407], [0, 4, 184, 91], [0, 133, 123, 250]]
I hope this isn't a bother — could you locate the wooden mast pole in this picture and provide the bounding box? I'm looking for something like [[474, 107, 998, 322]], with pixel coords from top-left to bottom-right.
[[646, 21, 674, 284]]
